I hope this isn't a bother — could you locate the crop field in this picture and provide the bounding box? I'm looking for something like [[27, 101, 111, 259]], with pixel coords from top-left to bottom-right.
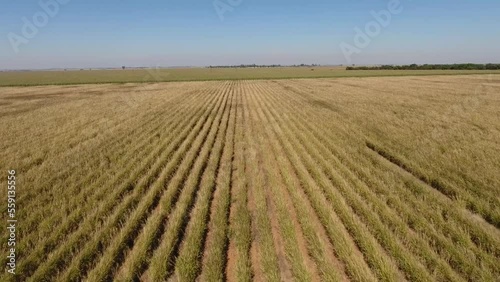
[[1, 75, 499, 281], [2, 67, 500, 87]]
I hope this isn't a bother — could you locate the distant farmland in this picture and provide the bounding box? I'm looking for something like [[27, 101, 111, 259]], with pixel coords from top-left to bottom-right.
[[1, 67, 500, 86], [1, 75, 499, 281]]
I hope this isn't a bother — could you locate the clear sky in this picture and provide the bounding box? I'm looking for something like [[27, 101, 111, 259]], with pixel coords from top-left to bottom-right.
[[1, 0, 499, 69]]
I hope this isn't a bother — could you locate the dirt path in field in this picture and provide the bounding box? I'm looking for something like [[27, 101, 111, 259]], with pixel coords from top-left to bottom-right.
[[272, 177, 323, 282], [248, 154, 265, 282], [198, 84, 238, 281], [249, 81, 322, 281], [226, 87, 253, 282], [264, 80, 373, 280], [262, 81, 350, 281], [264, 176, 294, 282], [246, 87, 293, 281], [226, 189, 242, 282]]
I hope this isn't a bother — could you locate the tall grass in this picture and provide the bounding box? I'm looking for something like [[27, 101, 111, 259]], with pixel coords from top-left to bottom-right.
[[1, 75, 499, 281]]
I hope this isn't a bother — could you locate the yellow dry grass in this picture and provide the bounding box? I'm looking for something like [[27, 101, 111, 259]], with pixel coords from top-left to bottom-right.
[[0, 75, 499, 281]]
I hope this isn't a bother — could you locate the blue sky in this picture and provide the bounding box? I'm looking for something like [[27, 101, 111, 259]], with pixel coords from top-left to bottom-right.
[[1, 0, 499, 69]]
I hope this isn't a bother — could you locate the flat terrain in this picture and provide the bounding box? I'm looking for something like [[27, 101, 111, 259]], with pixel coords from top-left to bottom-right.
[[1, 67, 500, 86], [1, 75, 499, 281]]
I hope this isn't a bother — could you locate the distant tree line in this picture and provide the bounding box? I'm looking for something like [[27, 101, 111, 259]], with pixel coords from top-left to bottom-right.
[[207, 64, 320, 68], [346, 64, 500, 71]]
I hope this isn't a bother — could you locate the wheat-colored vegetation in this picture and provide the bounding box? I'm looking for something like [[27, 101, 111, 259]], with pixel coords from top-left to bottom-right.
[[1, 67, 500, 86], [1, 75, 499, 281]]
